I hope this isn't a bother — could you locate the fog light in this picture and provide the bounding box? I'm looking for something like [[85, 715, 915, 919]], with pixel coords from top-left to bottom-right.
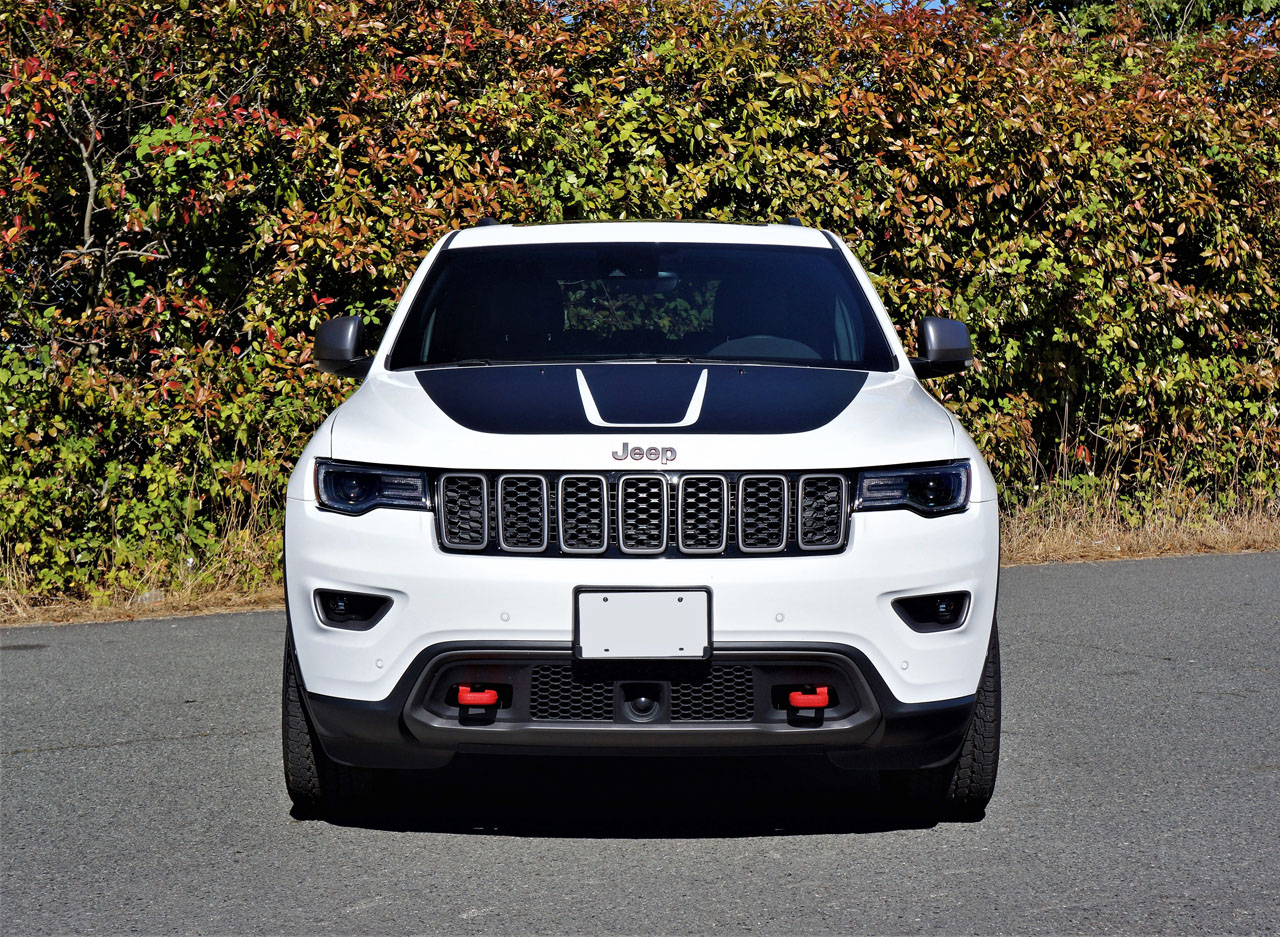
[[934, 596, 963, 625], [892, 591, 970, 632], [313, 590, 393, 630]]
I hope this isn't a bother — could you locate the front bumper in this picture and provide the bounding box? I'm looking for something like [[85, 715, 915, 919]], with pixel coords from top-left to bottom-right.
[[285, 496, 1000, 706], [299, 641, 976, 771]]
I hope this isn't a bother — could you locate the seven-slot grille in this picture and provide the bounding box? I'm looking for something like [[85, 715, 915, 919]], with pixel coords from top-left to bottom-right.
[[437, 472, 847, 556]]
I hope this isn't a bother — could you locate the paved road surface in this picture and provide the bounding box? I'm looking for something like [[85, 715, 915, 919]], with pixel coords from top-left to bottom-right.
[[3, 553, 1278, 935]]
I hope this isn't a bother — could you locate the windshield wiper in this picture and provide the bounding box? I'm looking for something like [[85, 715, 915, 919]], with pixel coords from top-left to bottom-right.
[[600, 354, 754, 365], [590, 353, 704, 364]]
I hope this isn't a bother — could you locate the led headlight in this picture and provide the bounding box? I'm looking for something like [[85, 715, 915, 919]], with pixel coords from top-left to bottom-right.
[[854, 461, 970, 517], [315, 460, 431, 515]]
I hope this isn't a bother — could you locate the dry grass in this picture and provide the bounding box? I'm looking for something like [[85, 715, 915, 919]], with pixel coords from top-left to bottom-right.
[[0, 584, 285, 627], [1001, 497, 1280, 565], [4, 490, 1277, 626], [0, 519, 284, 627]]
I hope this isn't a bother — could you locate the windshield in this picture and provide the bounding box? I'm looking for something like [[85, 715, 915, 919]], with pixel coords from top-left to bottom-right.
[[388, 242, 896, 371]]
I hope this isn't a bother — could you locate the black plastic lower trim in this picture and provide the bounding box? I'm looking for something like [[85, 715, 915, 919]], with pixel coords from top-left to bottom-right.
[[300, 640, 975, 770]]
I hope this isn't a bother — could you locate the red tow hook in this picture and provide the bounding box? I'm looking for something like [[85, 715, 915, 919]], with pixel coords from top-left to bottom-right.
[[788, 686, 830, 709], [457, 685, 499, 706]]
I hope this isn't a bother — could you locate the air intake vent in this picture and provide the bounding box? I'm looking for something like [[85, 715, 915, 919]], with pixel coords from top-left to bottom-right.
[[529, 665, 614, 720], [737, 475, 788, 552], [670, 666, 756, 721], [618, 475, 668, 554], [678, 475, 728, 554], [558, 475, 608, 554], [798, 474, 847, 550], [498, 474, 547, 552], [438, 473, 488, 549]]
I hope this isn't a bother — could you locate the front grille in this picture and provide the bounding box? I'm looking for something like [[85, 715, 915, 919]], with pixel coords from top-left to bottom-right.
[[529, 665, 613, 720], [678, 475, 728, 553], [558, 475, 608, 553], [670, 666, 756, 721], [498, 475, 547, 551], [439, 473, 488, 549], [618, 475, 667, 554], [737, 475, 788, 552], [434, 471, 849, 556], [798, 474, 847, 550]]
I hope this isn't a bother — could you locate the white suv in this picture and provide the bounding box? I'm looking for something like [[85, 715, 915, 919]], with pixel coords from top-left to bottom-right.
[[282, 220, 1000, 820]]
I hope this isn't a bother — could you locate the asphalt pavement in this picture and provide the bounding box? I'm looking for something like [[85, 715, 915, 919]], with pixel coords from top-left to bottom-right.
[[3, 552, 1278, 935]]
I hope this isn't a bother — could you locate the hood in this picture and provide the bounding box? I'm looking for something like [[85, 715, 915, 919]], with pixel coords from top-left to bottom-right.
[[416, 363, 868, 434], [330, 363, 956, 471]]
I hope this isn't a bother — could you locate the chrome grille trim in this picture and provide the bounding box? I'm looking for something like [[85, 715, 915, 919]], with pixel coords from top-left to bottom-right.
[[677, 474, 729, 554], [617, 474, 669, 555], [736, 474, 788, 553], [438, 473, 489, 550], [557, 474, 608, 554], [497, 474, 548, 553], [797, 474, 848, 550]]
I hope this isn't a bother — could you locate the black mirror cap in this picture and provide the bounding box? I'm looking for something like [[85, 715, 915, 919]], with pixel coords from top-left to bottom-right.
[[911, 316, 973, 379], [314, 316, 372, 378]]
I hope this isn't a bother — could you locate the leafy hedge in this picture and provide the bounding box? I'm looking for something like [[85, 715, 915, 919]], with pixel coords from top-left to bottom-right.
[[3, 0, 1278, 596]]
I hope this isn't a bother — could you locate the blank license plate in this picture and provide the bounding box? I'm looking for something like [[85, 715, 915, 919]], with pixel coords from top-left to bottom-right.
[[575, 589, 710, 659]]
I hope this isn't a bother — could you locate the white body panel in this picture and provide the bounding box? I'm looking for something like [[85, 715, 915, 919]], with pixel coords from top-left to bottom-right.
[[286, 495, 998, 703], [316, 367, 972, 475]]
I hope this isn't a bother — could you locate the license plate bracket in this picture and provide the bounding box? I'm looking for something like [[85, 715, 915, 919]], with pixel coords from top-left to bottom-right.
[[573, 587, 711, 660]]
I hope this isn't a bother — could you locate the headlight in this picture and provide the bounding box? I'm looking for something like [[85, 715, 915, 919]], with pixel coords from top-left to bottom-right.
[[315, 460, 431, 515], [854, 461, 970, 517]]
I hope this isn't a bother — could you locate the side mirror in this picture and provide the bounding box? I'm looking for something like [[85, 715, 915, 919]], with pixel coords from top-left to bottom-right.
[[314, 316, 372, 378], [911, 316, 973, 379]]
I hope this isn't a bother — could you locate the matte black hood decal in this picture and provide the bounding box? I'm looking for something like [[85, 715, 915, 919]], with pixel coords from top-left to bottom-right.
[[414, 364, 868, 435]]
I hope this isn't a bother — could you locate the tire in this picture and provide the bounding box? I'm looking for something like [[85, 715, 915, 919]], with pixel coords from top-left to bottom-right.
[[282, 632, 368, 817], [940, 621, 1001, 820], [879, 622, 1001, 822], [282, 632, 324, 814]]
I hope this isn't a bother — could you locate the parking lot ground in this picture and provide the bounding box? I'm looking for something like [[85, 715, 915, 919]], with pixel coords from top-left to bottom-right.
[[3, 552, 1278, 935]]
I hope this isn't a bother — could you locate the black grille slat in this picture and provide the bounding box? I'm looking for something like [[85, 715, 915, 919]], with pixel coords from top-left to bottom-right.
[[618, 475, 668, 554], [529, 665, 613, 720], [499, 475, 547, 552], [670, 666, 755, 721], [678, 475, 727, 554], [798, 475, 846, 549], [439, 474, 488, 549], [737, 475, 788, 552], [558, 475, 607, 553]]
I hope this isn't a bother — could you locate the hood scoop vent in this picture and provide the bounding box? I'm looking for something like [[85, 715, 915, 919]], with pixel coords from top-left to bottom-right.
[[576, 368, 708, 428]]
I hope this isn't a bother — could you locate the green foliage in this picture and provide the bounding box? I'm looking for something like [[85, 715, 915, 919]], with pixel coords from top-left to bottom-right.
[[1032, 0, 1280, 41], [2, 0, 1278, 596]]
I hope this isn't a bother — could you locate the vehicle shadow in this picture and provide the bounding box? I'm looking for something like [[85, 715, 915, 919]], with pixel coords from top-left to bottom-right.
[[310, 754, 946, 837]]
